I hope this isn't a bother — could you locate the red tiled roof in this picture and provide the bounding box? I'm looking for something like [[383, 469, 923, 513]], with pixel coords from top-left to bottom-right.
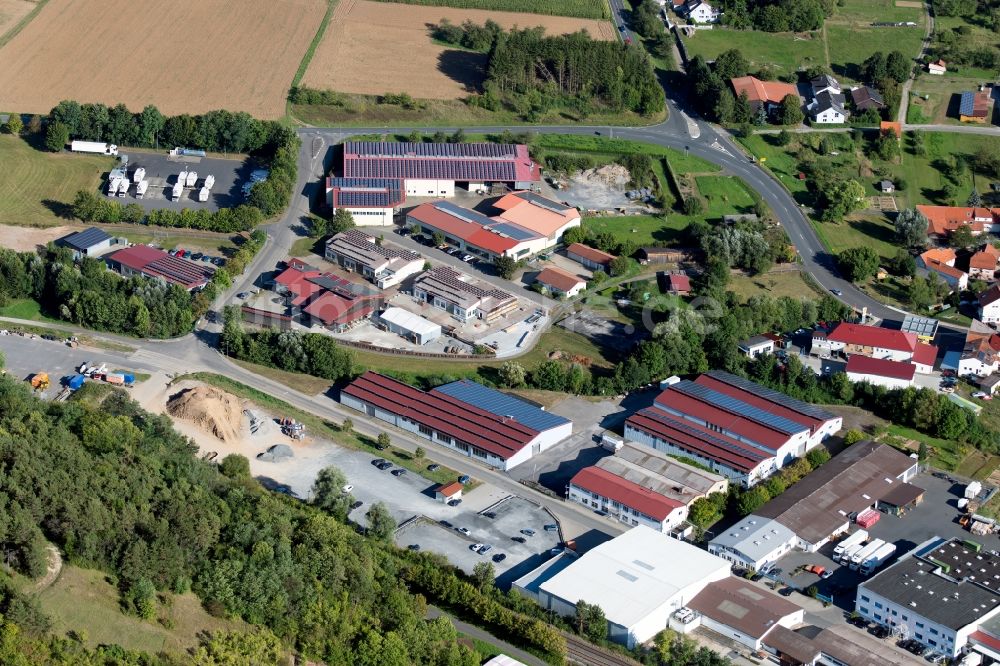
[[655, 389, 791, 451], [730, 76, 798, 105], [626, 408, 767, 473], [846, 355, 916, 381], [436, 481, 463, 497], [695, 374, 822, 431], [569, 466, 683, 521], [493, 191, 579, 238], [106, 245, 211, 290], [917, 204, 995, 236], [536, 266, 585, 292], [566, 243, 616, 266], [665, 273, 691, 292], [827, 322, 917, 353], [408, 202, 519, 255], [926, 259, 967, 280], [971, 245, 1000, 269], [302, 291, 376, 325], [913, 343, 937, 367], [920, 247, 956, 266], [342, 372, 540, 460]]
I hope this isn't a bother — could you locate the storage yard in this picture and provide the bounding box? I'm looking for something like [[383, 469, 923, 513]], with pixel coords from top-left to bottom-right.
[[301, 0, 615, 100], [0, 0, 325, 118], [105, 150, 251, 213]]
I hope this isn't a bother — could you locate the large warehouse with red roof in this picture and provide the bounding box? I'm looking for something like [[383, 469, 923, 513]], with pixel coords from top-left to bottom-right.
[[624, 371, 842, 487], [105, 244, 213, 291], [340, 373, 573, 470]]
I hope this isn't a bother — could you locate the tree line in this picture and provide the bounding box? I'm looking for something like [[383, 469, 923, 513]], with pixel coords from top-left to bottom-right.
[[71, 189, 264, 232], [717, 0, 832, 32]]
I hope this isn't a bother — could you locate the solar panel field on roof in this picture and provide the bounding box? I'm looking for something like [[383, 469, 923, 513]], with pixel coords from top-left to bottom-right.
[[346, 141, 519, 159], [705, 370, 837, 421], [516, 191, 570, 213], [489, 222, 538, 241], [960, 92, 975, 116], [432, 380, 569, 432], [672, 381, 804, 435], [637, 409, 767, 463], [433, 200, 494, 226], [345, 159, 518, 182]]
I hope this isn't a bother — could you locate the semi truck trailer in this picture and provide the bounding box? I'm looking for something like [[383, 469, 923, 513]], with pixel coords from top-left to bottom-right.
[[185, 171, 198, 187], [850, 538, 886, 570], [859, 543, 896, 576], [833, 530, 868, 560], [135, 180, 148, 199], [71, 140, 118, 155], [198, 187, 210, 202], [133, 167, 145, 183]]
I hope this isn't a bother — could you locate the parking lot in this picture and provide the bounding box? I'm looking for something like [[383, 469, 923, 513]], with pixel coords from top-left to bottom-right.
[[395, 496, 562, 582], [108, 149, 256, 213]]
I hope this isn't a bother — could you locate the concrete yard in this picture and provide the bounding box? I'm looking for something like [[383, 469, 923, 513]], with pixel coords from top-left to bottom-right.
[[109, 150, 258, 213]]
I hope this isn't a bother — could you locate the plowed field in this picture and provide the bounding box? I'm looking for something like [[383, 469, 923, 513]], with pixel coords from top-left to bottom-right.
[[0, 0, 325, 118], [0, 0, 36, 42], [302, 0, 614, 100]]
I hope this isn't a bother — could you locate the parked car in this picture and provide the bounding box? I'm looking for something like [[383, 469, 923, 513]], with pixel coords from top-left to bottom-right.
[[831, 288, 843, 296], [448, 499, 462, 507], [872, 625, 891, 639], [191, 252, 203, 260], [483, 511, 497, 519], [461, 254, 474, 262], [940, 387, 955, 394], [372, 458, 386, 466], [377, 462, 393, 471], [974, 391, 991, 399], [427, 463, 440, 472], [439, 520, 453, 529], [492, 553, 506, 562], [457, 527, 471, 536], [391, 468, 406, 477], [458, 475, 471, 484], [543, 524, 558, 532], [520, 529, 535, 537], [236, 292, 249, 299], [470, 543, 484, 552], [408, 544, 420, 551], [820, 570, 833, 579], [479, 544, 492, 554], [342, 484, 354, 493], [511, 536, 526, 544], [350, 500, 363, 510]]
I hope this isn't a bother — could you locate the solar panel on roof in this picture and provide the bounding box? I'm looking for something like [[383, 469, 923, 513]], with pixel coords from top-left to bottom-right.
[[705, 370, 837, 421], [516, 191, 570, 213], [640, 409, 767, 462], [347, 141, 519, 160], [960, 92, 975, 116], [488, 222, 538, 241], [432, 201, 494, 226], [672, 381, 804, 435], [432, 380, 569, 432], [64, 227, 111, 250]]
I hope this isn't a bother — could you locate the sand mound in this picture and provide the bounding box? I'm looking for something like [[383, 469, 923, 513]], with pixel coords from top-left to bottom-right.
[[167, 386, 244, 442], [577, 164, 630, 189]]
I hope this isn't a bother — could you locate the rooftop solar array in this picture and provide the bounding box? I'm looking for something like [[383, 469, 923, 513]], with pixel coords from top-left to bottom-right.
[[63, 226, 111, 250], [432, 380, 571, 433], [516, 191, 571, 213], [706, 370, 837, 421], [329, 177, 403, 208], [308, 273, 376, 299], [488, 222, 538, 241], [432, 200, 494, 227], [335, 229, 420, 261], [146, 256, 212, 286], [672, 380, 805, 435], [901, 314, 939, 338], [960, 91, 975, 116], [346, 141, 520, 160], [346, 158, 518, 182]]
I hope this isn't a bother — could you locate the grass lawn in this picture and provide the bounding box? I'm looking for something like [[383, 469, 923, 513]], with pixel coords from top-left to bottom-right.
[[907, 73, 991, 125], [694, 176, 758, 217], [117, 231, 239, 257], [885, 424, 965, 470], [289, 234, 324, 259], [0, 135, 113, 227], [832, 0, 924, 24], [814, 213, 899, 261], [231, 358, 334, 396], [582, 214, 690, 246], [826, 24, 925, 83], [954, 449, 1000, 481], [30, 565, 244, 655], [532, 134, 720, 173], [682, 28, 824, 75], [0, 298, 64, 324], [726, 270, 826, 300], [738, 134, 810, 201]]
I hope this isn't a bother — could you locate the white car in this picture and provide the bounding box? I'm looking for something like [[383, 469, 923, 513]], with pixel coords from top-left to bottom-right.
[[342, 484, 354, 493], [973, 392, 989, 399], [457, 527, 471, 536], [470, 543, 484, 552]]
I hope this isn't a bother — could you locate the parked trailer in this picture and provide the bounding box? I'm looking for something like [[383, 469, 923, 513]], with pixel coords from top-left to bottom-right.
[[838, 543, 865, 565], [67, 374, 86, 391], [171, 147, 206, 157], [135, 180, 148, 199], [198, 187, 210, 202], [178, 170, 189, 188], [833, 530, 869, 560], [203, 174, 215, 189], [117, 179, 129, 197], [105, 373, 125, 386], [186, 171, 198, 187], [71, 140, 118, 155], [133, 167, 145, 183], [171, 182, 183, 200], [107, 177, 121, 196], [860, 543, 897, 576], [850, 538, 886, 570]]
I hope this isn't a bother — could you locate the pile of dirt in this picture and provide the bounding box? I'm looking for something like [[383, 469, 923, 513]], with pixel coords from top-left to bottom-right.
[[166, 385, 244, 442], [577, 164, 630, 189]]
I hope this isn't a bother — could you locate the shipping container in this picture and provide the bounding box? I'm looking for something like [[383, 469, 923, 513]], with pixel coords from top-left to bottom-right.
[[71, 140, 118, 155], [856, 508, 881, 529], [178, 170, 188, 188], [108, 177, 121, 197], [117, 179, 129, 197], [105, 373, 125, 385]]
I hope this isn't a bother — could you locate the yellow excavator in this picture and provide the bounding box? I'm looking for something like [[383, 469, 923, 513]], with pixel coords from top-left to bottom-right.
[[30, 372, 49, 391]]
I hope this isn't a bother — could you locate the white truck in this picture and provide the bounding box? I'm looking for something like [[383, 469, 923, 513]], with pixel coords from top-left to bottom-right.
[[171, 181, 183, 200], [108, 177, 122, 197], [186, 171, 198, 187], [198, 187, 210, 202], [133, 167, 145, 183], [833, 530, 868, 561], [838, 542, 864, 565], [178, 171, 189, 189], [850, 538, 886, 570], [71, 140, 118, 156], [203, 174, 215, 190], [859, 543, 896, 576], [135, 180, 148, 199], [117, 179, 129, 197]]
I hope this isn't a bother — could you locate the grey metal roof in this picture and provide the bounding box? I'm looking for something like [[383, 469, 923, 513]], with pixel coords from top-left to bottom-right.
[[709, 515, 796, 562], [861, 540, 1000, 631], [431, 380, 571, 432], [513, 191, 572, 213], [61, 226, 111, 251], [739, 335, 773, 349]]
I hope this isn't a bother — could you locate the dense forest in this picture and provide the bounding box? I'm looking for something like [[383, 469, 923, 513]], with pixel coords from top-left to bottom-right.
[[716, 0, 833, 32]]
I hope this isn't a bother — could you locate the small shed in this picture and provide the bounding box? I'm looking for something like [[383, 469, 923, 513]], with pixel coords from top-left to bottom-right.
[[659, 272, 691, 295], [980, 374, 1000, 395], [928, 59, 947, 75], [435, 481, 463, 503], [879, 179, 895, 193], [876, 482, 925, 516]]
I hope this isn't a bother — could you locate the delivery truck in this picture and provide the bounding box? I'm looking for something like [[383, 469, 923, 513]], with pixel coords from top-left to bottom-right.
[[135, 180, 148, 199], [108, 177, 121, 196], [71, 140, 118, 155], [833, 530, 868, 561]]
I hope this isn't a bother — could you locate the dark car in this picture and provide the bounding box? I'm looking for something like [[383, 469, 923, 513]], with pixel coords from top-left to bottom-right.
[[408, 544, 420, 551], [493, 553, 506, 563], [350, 500, 363, 510], [191, 252, 203, 260], [378, 462, 393, 471], [458, 475, 471, 484], [543, 524, 558, 532], [932, 471, 949, 479], [520, 529, 535, 537], [427, 463, 440, 472], [511, 536, 526, 544], [391, 468, 407, 477], [483, 511, 496, 519], [375, 442, 389, 451], [371, 458, 386, 466], [779, 587, 794, 596], [872, 625, 891, 639], [448, 499, 462, 507], [439, 520, 453, 529]]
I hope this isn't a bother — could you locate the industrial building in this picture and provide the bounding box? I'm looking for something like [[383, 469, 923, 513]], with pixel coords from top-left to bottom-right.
[[566, 243, 616, 272], [378, 306, 441, 345], [764, 624, 915, 666], [513, 526, 731, 648], [341, 141, 541, 198], [272, 260, 382, 332], [340, 373, 572, 470], [717, 442, 919, 553], [406, 193, 580, 262], [845, 355, 916, 389], [105, 244, 213, 291], [57, 226, 115, 259], [412, 266, 517, 324], [325, 177, 404, 226], [857, 537, 1000, 660], [685, 576, 804, 650], [624, 371, 842, 487], [567, 443, 727, 533], [324, 229, 424, 289]]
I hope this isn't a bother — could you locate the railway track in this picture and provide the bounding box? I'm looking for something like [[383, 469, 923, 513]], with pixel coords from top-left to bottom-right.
[[564, 634, 641, 666]]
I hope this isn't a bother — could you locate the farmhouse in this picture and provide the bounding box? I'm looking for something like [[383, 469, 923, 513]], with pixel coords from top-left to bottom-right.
[[325, 177, 404, 227], [514, 526, 731, 648], [341, 141, 540, 198], [624, 371, 842, 487], [324, 229, 423, 289], [808, 75, 849, 124], [918, 204, 999, 239], [850, 85, 885, 112], [970, 243, 1000, 280], [566, 243, 616, 272], [535, 266, 587, 298], [57, 226, 115, 259], [412, 266, 517, 323], [845, 355, 916, 389], [567, 442, 727, 533], [957, 320, 1000, 376], [105, 244, 212, 291], [960, 89, 993, 123], [340, 372, 572, 471], [729, 76, 799, 115], [925, 258, 969, 291]]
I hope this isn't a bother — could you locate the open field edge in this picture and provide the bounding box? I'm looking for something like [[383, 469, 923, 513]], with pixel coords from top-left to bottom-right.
[[0, 0, 48, 51]]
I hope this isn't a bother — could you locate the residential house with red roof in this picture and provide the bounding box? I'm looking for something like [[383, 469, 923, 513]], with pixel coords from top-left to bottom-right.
[[624, 371, 842, 487], [535, 266, 587, 298], [918, 204, 998, 240], [662, 272, 691, 295], [730, 76, 799, 115], [918, 246, 968, 290], [958, 320, 1000, 376], [846, 355, 916, 389], [971, 244, 1000, 280], [105, 244, 213, 291], [812, 322, 937, 373], [339, 372, 572, 470]]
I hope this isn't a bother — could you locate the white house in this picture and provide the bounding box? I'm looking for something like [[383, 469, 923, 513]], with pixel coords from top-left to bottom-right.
[[979, 284, 1000, 325], [673, 0, 719, 23], [738, 334, 775, 358], [958, 321, 1000, 377], [325, 177, 403, 227], [325, 229, 424, 289], [535, 266, 587, 298], [808, 75, 849, 124], [378, 307, 441, 346]]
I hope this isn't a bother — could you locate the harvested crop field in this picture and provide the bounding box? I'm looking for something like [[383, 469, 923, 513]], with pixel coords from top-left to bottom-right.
[[302, 0, 614, 100], [0, 0, 36, 42], [0, 0, 325, 118]]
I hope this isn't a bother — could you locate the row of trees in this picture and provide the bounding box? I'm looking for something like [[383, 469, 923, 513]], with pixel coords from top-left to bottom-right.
[[71, 189, 264, 232], [717, 0, 832, 32]]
